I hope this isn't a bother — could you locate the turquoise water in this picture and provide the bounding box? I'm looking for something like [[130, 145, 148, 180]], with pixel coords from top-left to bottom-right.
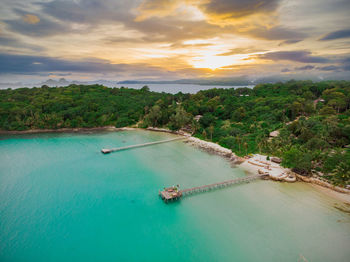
[[0, 130, 349, 262]]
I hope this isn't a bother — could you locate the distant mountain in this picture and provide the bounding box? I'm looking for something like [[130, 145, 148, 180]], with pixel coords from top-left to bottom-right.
[[40, 78, 70, 86], [39, 78, 119, 87], [71, 79, 119, 87], [4, 74, 347, 90]]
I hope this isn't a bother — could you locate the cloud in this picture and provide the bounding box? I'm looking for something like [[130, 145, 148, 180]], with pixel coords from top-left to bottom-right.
[[0, 36, 44, 51], [254, 51, 330, 63], [34, 0, 226, 43], [135, 0, 181, 21], [0, 53, 116, 74], [316, 65, 341, 71], [2, 0, 307, 44], [279, 39, 302, 46], [295, 65, 314, 70], [169, 42, 214, 49], [199, 0, 281, 19], [319, 29, 350, 40], [245, 26, 307, 41], [22, 14, 40, 24], [38, 0, 135, 24], [217, 47, 265, 56], [0, 53, 180, 78], [4, 9, 67, 37], [281, 68, 291, 72], [341, 57, 350, 71]]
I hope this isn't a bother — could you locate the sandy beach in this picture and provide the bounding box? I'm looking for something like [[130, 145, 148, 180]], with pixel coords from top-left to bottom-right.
[[177, 133, 350, 204]]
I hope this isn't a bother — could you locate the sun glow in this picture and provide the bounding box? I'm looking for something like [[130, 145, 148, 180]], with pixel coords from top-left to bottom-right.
[[191, 54, 248, 70]]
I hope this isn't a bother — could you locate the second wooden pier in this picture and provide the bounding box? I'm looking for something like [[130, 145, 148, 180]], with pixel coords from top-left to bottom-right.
[[101, 137, 186, 154], [159, 173, 268, 202]]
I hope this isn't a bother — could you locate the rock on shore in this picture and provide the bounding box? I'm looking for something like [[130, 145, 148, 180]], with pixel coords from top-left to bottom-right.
[[186, 137, 234, 158]]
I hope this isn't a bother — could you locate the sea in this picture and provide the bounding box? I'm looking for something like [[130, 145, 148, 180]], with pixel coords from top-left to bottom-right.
[[115, 84, 254, 94], [0, 130, 349, 262]]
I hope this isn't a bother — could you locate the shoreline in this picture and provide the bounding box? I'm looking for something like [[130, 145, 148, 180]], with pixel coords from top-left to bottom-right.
[[0, 126, 124, 135], [1, 126, 349, 204], [145, 128, 350, 204]]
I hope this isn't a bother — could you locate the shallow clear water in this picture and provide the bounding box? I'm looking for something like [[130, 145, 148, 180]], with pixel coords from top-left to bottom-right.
[[0, 130, 349, 262]]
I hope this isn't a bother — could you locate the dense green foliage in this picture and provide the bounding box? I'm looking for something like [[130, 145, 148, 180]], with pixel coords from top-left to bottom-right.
[[0, 85, 174, 130], [1, 80, 349, 185]]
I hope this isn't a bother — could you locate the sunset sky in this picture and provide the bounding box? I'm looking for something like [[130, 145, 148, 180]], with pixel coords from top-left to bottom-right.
[[0, 0, 350, 83]]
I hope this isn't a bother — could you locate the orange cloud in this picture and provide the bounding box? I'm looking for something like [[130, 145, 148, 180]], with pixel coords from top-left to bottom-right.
[[135, 0, 182, 21], [22, 14, 40, 24]]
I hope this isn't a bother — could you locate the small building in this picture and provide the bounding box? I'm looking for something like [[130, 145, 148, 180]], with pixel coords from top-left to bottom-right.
[[313, 98, 325, 108], [159, 186, 182, 202], [271, 157, 282, 164], [269, 130, 280, 137]]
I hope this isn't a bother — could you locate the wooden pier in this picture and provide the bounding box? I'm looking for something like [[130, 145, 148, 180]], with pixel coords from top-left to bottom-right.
[[159, 173, 268, 202], [101, 137, 186, 154]]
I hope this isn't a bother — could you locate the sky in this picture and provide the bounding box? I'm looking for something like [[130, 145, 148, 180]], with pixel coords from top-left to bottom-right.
[[0, 0, 350, 83]]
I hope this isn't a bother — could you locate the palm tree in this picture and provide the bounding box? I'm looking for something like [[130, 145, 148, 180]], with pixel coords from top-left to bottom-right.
[[235, 135, 241, 153], [208, 125, 214, 141]]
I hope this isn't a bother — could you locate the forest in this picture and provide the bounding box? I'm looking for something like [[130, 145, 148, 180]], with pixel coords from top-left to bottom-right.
[[1, 80, 349, 186]]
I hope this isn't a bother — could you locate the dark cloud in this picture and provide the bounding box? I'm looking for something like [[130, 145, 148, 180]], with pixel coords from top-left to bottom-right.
[[281, 68, 291, 73], [0, 35, 45, 51], [314, 58, 350, 72], [246, 26, 307, 41], [0, 53, 170, 76], [341, 57, 350, 71], [255, 51, 330, 63], [319, 29, 350, 41], [316, 65, 341, 71], [279, 39, 303, 46], [200, 0, 281, 19], [295, 65, 315, 70]]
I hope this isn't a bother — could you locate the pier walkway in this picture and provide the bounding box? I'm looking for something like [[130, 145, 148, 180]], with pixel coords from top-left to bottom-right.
[[101, 137, 185, 154], [160, 173, 268, 202]]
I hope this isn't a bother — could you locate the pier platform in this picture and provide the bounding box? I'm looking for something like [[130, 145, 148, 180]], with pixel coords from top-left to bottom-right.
[[159, 186, 182, 202]]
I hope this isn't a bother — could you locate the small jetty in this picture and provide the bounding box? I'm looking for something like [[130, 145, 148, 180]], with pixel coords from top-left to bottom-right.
[[159, 173, 268, 202], [101, 137, 185, 154], [159, 186, 182, 202]]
